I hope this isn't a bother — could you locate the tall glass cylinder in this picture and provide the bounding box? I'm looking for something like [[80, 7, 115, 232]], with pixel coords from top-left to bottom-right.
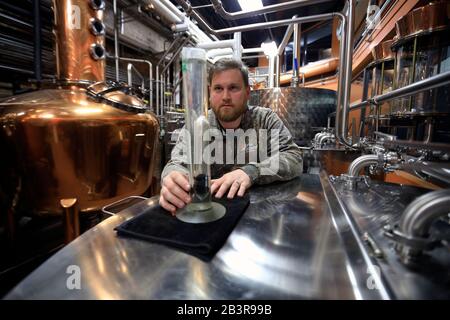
[[181, 47, 212, 212]]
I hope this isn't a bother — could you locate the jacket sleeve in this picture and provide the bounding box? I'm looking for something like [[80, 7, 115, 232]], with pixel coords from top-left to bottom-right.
[[161, 127, 190, 180], [239, 110, 303, 185]]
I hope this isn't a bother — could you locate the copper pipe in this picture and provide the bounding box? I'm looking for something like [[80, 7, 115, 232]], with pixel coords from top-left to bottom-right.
[[61, 198, 80, 244], [53, 0, 105, 82]]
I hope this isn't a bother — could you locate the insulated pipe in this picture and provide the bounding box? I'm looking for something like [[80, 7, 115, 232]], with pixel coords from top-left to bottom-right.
[[347, 154, 379, 177], [399, 189, 450, 239], [233, 32, 242, 59], [160, 0, 185, 21], [244, 48, 265, 54], [146, 0, 183, 24], [198, 39, 235, 50], [209, 0, 333, 20]]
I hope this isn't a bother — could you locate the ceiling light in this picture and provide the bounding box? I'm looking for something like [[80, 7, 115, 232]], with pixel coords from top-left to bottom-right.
[[237, 0, 263, 12]]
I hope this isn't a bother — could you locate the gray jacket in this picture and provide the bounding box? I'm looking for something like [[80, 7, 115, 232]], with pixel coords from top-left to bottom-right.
[[161, 105, 303, 185]]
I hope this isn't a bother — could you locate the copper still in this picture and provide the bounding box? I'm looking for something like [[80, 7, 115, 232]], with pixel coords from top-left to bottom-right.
[[0, 0, 159, 221]]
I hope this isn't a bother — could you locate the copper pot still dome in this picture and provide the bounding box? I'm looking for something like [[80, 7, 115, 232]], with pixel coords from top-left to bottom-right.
[[0, 0, 159, 218]]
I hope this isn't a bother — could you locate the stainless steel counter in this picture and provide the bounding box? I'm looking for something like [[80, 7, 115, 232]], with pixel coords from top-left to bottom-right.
[[5, 174, 392, 300]]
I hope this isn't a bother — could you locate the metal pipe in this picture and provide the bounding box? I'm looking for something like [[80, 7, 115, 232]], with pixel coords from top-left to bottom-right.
[[244, 47, 264, 54], [211, 13, 336, 35], [127, 63, 144, 91], [119, 57, 153, 110], [337, 0, 355, 148], [372, 70, 450, 104], [278, 20, 297, 55], [276, 18, 296, 86], [33, 0, 41, 82], [156, 66, 159, 116], [399, 189, 450, 239], [161, 36, 190, 75], [160, 0, 185, 21], [347, 154, 379, 177], [242, 54, 266, 60], [174, 4, 337, 37], [293, 23, 301, 79], [209, 0, 332, 20], [233, 32, 242, 59], [146, 0, 183, 24], [318, 133, 335, 146], [198, 39, 235, 50], [275, 55, 281, 87], [113, 0, 120, 81]]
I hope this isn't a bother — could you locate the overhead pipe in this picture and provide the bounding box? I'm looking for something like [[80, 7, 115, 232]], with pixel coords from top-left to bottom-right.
[[145, 0, 183, 25], [209, 0, 333, 20], [185, 12, 339, 36], [160, 0, 185, 21], [243, 47, 264, 54], [198, 39, 235, 50]]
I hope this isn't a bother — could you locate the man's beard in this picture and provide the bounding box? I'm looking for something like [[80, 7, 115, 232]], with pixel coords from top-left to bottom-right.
[[214, 103, 246, 122]]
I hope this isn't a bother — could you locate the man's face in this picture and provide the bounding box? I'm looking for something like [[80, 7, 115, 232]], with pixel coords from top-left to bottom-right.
[[209, 69, 250, 123]]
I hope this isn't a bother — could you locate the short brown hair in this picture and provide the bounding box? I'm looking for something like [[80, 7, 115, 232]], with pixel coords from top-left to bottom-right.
[[208, 58, 249, 88]]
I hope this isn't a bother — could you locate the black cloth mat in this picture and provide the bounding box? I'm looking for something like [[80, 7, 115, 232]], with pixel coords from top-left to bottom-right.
[[115, 195, 250, 261]]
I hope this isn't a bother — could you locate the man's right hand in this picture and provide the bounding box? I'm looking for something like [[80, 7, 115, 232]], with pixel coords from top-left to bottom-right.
[[159, 171, 191, 215]]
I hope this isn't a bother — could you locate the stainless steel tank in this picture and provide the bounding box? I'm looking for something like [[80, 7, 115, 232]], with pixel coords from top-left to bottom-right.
[[0, 0, 159, 218], [249, 87, 336, 146]]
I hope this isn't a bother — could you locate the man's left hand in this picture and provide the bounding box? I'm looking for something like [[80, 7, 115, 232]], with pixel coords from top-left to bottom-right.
[[211, 169, 251, 199]]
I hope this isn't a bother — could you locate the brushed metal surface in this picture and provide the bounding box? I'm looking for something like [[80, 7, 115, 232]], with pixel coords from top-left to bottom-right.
[[249, 88, 336, 146], [330, 177, 450, 299], [4, 174, 388, 300]]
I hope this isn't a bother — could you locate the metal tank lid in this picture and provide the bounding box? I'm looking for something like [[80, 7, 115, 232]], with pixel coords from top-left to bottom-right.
[[86, 81, 148, 114]]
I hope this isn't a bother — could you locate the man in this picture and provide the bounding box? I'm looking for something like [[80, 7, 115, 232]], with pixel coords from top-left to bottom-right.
[[160, 58, 302, 214]]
